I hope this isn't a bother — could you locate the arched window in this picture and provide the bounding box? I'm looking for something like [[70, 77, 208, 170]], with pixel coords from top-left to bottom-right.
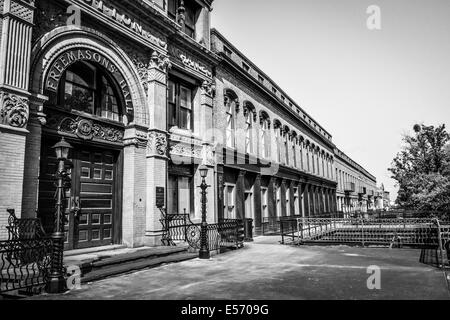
[[274, 120, 282, 163], [291, 131, 297, 168], [243, 102, 256, 154], [306, 141, 310, 172], [59, 61, 122, 122], [224, 90, 239, 148], [283, 126, 290, 166], [259, 111, 271, 159]]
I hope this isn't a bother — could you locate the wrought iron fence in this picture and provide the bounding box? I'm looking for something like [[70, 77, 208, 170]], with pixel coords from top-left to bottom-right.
[[160, 210, 244, 252], [0, 238, 53, 294], [262, 213, 345, 236], [206, 219, 245, 252], [294, 217, 444, 247]]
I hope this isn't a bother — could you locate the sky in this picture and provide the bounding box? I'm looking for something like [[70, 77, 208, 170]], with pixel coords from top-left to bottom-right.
[[211, 0, 450, 201]]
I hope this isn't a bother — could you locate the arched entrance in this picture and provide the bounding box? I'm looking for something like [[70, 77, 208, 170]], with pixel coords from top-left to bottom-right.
[[38, 57, 127, 250]]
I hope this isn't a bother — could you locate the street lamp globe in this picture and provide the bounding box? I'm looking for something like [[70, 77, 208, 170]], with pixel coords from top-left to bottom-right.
[[199, 165, 208, 179], [52, 137, 73, 160]]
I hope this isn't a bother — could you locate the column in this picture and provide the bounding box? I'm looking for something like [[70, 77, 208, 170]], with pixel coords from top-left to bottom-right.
[[145, 52, 170, 246], [280, 179, 287, 216], [324, 188, 329, 213], [253, 174, 262, 235], [302, 183, 310, 217], [310, 185, 316, 216], [0, 0, 35, 238], [289, 181, 296, 216], [216, 164, 224, 220], [236, 170, 246, 219], [21, 95, 47, 218], [297, 182, 303, 217], [268, 176, 276, 218]]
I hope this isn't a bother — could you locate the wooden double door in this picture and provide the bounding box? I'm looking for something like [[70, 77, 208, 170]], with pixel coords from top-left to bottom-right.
[[39, 136, 122, 250]]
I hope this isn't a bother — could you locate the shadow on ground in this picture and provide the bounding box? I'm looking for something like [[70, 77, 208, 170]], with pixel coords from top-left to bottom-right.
[[32, 236, 450, 300]]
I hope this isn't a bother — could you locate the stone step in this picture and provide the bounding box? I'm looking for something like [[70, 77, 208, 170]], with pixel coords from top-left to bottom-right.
[[81, 252, 197, 283], [91, 246, 188, 269]]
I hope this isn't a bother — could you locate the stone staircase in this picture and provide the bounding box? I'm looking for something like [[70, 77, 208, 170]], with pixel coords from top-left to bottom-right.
[[64, 245, 197, 284]]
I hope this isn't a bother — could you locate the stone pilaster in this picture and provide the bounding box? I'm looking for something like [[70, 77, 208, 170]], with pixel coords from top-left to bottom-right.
[[280, 179, 286, 217], [0, 0, 35, 237], [253, 174, 262, 234], [144, 52, 170, 245], [21, 94, 47, 218], [236, 170, 245, 220]]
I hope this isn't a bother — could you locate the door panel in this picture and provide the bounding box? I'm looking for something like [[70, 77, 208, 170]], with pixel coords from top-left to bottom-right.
[[38, 137, 119, 250], [74, 147, 116, 249]]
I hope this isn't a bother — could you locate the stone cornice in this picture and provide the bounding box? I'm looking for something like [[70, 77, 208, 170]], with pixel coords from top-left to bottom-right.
[[217, 55, 335, 150]]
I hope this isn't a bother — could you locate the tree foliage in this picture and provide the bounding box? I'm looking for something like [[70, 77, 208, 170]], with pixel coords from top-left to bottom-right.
[[389, 124, 450, 216]]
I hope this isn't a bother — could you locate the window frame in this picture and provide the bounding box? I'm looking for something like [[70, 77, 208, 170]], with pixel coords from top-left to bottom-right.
[[168, 77, 194, 131], [58, 61, 123, 123]]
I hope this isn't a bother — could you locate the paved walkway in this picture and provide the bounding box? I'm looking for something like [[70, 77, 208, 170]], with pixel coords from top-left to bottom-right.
[[33, 236, 450, 300]]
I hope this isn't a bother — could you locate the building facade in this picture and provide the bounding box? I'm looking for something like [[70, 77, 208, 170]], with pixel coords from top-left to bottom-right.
[[334, 148, 378, 215], [0, 0, 382, 249], [0, 0, 218, 248], [211, 29, 338, 235]]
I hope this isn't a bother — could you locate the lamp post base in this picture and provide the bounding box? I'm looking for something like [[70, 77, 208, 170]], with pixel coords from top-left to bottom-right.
[[46, 275, 66, 294], [199, 249, 210, 259]]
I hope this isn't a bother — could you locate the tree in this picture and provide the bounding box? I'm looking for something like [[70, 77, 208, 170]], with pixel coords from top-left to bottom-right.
[[389, 124, 450, 216]]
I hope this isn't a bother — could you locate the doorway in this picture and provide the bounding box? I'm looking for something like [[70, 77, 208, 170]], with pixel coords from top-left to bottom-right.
[[38, 137, 122, 250]]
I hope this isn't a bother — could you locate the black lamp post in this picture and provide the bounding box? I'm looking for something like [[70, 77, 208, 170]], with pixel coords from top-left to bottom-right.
[[198, 165, 210, 259], [47, 137, 72, 294]]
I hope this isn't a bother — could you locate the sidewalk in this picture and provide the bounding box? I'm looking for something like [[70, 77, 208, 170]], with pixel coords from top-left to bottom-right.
[[33, 236, 450, 300]]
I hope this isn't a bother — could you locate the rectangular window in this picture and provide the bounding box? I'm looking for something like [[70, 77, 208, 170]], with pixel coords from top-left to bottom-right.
[[168, 79, 193, 131], [168, 0, 198, 38], [245, 113, 253, 154], [224, 184, 236, 219], [168, 175, 193, 217], [242, 62, 250, 72], [281, 95, 285, 102], [285, 187, 290, 216], [224, 46, 232, 58], [284, 135, 289, 166], [258, 75, 265, 83], [276, 185, 282, 217], [261, 187, 269, 218], [226, 101, 235, 148], [293, 187, 300, 216], [272, 87, 277, 94]]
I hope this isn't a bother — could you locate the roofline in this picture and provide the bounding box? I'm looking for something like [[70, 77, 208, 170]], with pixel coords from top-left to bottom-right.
[[211, 28, 333, 138]]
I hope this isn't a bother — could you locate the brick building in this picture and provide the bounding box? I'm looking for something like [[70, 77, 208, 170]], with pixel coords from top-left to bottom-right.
[[0, 0, 380, 249]]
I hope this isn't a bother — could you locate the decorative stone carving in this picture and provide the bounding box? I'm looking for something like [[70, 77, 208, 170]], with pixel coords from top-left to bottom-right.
[[201, 80, 215, 97], [148, 131, 168, 156], [58, 117, 124, 142], [124, 130, 147, 148], [132, 58, 150, 92], [45, 111, 124, 143], [150, 51, 171, 72], [0, 93, 29, 128], [33, 2, 67, 43]]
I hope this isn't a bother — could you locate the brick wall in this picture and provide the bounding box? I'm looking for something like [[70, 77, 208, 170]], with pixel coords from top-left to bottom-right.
[[0, 128, 26, 240]]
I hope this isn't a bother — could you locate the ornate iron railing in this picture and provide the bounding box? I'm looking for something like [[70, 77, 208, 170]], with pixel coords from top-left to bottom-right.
[[294, 217, 444, 247], [160, 210, 244, 252], [262, 213, 345, 236], [0, 238, 53, 294]]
